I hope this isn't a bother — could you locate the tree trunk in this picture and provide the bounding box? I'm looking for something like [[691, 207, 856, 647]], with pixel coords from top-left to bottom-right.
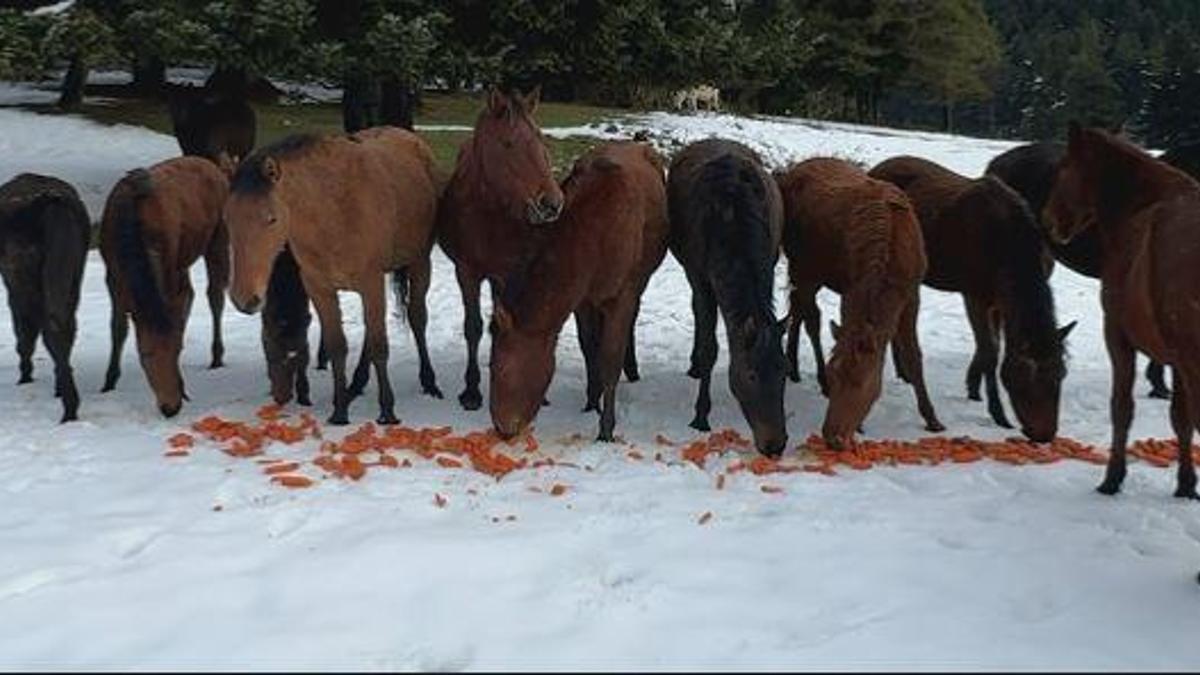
[[57, 53, 87, 110], [943, 101, 955, 133], [380, 76, 415, 131], [132, 54, 167, 95]]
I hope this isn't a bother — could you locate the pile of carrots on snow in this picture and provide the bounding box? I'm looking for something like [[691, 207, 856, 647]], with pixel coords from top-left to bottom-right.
[[164, 404, 1200, 492]]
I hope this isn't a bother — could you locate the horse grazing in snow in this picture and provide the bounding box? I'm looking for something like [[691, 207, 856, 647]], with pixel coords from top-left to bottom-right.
[[776, 157, 943, 446]]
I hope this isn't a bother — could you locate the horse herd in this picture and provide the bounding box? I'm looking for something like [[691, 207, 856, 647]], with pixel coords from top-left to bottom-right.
[[2, 88, 1199, 503]]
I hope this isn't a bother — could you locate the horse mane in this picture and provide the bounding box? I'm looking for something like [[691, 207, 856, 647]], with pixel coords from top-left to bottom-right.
[[845, 193, 904, 334], [980, 176, 1061, 358], [696, 153, 776, 321], [231, 133, 324, 194], [114, 169, 171, 333]]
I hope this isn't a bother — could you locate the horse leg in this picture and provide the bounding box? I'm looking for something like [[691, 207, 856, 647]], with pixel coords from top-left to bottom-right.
[[966, 296, 1011, 428], [623, 298, 641, 383], [575, 305, 602, 412], [785, 288, 803, 383], [456, 266, 484, 411], [688, 277, 719, 432], [295, 347, 312, 407], [1171, 368, 1198, 499], [1147, 359, 1170, 399], [404, 258, 443, 399], [361, 278, 398, 425], [102, 274, 129, 392], [798, 290, 828, 397], [893, 291, 945, 433], [204, 223, 229, 369], [316, 338, 328, 370], [596, 293, 639, 442], [307, 282, 351, 425], [10, 299, 40, 386], [42, 268, 81, 422], [347, 335, 371, 400], [1098, 316, 1136, 496]]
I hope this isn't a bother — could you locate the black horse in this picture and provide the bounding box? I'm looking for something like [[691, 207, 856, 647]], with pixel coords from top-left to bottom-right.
[[262, 247, 315, 406], [667, 139, 788, 458], [987, 142, 1169, 398], [167, 84, 257, 162], [0, 174, 90, 422]]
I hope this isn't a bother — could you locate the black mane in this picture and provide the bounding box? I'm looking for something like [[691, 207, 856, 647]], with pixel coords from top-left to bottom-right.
[[231, 133, 324, 194]]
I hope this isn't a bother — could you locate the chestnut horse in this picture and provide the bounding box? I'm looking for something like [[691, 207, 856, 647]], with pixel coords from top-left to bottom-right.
[[490, 141, 668, 441], [870, 156, 1074, 442], [1044, 124, 1200, 499], [668, 139, 788, 457], [437, 88, 571, 411], [225, 128, 440, 425], [776, 158, 943, 445], [0, 174, 89, 422], [99, 157, 229, 417], [988, 142, 1170, 398]]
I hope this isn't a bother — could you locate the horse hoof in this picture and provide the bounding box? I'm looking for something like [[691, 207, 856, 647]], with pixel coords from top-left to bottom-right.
[[541, 398, 550, 407], [100, 384, 115, 393], [625, 372, 641, 383], [1174, 487, 1200, 500], [926, 421, 946, 433], [458, 390, 482, 411], [596, 432, 615, 443], [377, 413, 400, 426], [582, 402, 598, 413], [689, 418, 711, 433], [686, 366, 704, 379], [1096, 482, 1122, 496], [327, 412, 350, 426], [59, 411, 78, 424], [17, 375, 32, 385], [423, 385, 444, 400], [297, 395, 312, 407], [209, 360, 224, 370], [1149, 388, 1171, 400], [788, 370, 801, 384]]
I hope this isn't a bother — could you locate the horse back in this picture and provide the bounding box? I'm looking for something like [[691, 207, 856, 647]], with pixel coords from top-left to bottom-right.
[[349, 126, 440, 260], [143, 156, 230, 268], [0, 174, 89, 298]]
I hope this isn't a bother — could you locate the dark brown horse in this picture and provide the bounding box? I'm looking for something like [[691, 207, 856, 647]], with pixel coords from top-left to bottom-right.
[[437, 88, 567, 411], [776, 158, 943, 445], [987, 142, 1169, 398], [99, 157, 230, 417], [225, 128, 440, 425], [0, 174, 89, 422], [870, 156, 1074, 442], [489, 141, 669, 441], [1044, 124, 1200, 499], [668, 139, 788, 457], [167, 84, 257, 163]]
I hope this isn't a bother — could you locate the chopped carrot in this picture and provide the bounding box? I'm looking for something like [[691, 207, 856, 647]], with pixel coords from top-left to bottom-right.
[[550, 484, 569, 497], [164, 449, 189, 458], [698, 511, 713, 525], [437, 456, 464, 469], [760, 485, 784, 494], [271, 475, 314, 489], [168, 433, 194, 449], [263, 462, 301, 475]]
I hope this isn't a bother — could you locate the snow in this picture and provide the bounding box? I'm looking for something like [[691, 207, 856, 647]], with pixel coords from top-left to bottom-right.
[[0, 107, 1198, 669]]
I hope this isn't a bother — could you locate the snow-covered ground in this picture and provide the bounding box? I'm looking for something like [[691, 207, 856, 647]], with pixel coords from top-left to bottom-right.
[[0, 106, 1197, 670]]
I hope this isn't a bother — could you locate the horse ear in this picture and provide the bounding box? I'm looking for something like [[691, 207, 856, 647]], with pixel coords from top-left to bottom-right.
[[1058, 320, 1078, 343], [216, 151, 237, 179], [829, 321, 841, 341], [262, 157, 281, 184], [493, 303, 514, 333], [488, 87, 508, 117], [524, 85, 541, 114]]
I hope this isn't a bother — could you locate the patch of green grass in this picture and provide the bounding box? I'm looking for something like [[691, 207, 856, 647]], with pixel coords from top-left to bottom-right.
[[45, 92, 621, 174]]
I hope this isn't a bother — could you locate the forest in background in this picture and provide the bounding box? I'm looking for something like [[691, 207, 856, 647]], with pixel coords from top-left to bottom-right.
[[1, 1, 1198, 146]]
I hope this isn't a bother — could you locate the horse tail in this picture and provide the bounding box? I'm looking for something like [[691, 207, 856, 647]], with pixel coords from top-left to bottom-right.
[[390, 267, 410, 323], [696, 154, 776, 315], [115, 169, 171, 333]]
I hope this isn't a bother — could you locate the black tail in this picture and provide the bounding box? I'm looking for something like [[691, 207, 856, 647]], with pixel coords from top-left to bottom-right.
[[115, 169, 171, 333], [390, 267, 410, 323]]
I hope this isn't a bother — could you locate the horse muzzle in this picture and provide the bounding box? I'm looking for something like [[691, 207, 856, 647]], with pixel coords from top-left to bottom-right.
[[527, 193, 564, 225], [233, 293, 263, 315]]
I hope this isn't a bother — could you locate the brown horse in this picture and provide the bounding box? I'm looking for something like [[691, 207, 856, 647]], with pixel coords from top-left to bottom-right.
[[987, 142, 1170, 398], [490, 141, 669, 441], [437, 88, 568, 411], [870, 156, 1074, 442], [776, 158, 943, 445], [224, 128, 440, 425], [668, 139, 788, 457], [1044, 124, 1200, 499], [99, 157, 230, 417], [0, 174, 90, 422]]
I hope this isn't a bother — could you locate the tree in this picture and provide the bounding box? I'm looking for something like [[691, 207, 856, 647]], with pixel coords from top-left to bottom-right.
[[901, 0, 1001, 131], [43, 4, 118, 109]]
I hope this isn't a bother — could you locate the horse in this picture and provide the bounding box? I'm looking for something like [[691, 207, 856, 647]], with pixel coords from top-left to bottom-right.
[[673, 85, 721, 112], [224, 128, 440, 425], [0, 174, 89, 422], [1044, 123, 1200, 499], [870, 156, 1075, 442], [99, 157, 230, 417], [775, 158, 943, 445], [489, 142, 668, 441], [437, 87, 573, 411], [667, 139, 788, 458], [167, 84, 257, 162], [987, 142, 1170, 398]]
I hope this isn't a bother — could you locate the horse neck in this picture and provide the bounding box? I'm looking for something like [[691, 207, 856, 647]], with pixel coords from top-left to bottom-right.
[[1091, 141, 1193, 227], [995, 236, 1058, 359], [508, 222, 595, 335]]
